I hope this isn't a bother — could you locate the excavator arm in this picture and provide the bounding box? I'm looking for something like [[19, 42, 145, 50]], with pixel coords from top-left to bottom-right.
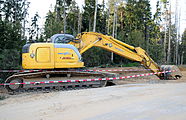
[[71, 32, 181, 80]]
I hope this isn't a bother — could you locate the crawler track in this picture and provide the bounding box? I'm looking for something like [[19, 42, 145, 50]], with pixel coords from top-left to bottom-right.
[[3, 70, 117, 94], [3, 84, 96, 95]]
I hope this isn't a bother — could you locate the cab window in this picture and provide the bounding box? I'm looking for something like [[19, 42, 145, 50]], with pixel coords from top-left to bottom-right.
[[54, 36, 74, 43]]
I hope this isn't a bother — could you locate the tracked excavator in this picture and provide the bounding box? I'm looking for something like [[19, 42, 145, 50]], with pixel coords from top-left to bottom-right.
[[4, 32, 182, 91]]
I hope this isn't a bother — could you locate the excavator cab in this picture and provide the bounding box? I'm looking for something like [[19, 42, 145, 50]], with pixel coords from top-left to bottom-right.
[[50, 34, 75, 44], [22, 34, 84, 69], [50, 34, 80, 44]]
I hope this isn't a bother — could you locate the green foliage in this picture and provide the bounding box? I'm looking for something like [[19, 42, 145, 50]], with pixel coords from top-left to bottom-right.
[[160, 0, 168, 3], [82, 0, 106, 33], [66, 0, 80, 35], [0, 49, 21, 69], [1, 0, 183, 71], [0, 49, 22, 81], [122, 62, 140, 67], [127, 30, 145, 47], [115, 0, 163, 64], [44, 10, 64, 38], [43, 0, 165, 66], [148, 44, 163, 63], [180, 29, 186, 64], [1, 0, 28, 22], [28, 12, 40, 41], [0, 0, 28, 80], [0, 20, 24, 69], [82, 0, 96, 32], [44, 0, 76, 38], [0, 20, 25, 61], [82, 47, 111, 67]]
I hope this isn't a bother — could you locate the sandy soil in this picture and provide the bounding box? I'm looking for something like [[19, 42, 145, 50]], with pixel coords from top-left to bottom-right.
[[0, 69, 186, 120]]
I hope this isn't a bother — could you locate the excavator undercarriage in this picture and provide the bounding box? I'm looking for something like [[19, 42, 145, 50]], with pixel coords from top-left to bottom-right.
[[4, 70, 118, 92]]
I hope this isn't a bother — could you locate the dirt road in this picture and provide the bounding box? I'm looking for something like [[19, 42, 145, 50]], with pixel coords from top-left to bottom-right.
[[0, 71, 186, 120]]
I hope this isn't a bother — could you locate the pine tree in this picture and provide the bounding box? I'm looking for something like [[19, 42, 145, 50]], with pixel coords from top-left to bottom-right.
[[0, 0, 29, 81], [180, 29, 186, 64]]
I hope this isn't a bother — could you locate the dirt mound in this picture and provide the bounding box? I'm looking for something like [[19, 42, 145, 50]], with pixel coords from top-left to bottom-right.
[[179, 65, 186, 71]]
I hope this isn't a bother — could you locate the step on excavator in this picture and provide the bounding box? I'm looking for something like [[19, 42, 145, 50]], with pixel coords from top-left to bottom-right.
[[4, 32, 182, 91]]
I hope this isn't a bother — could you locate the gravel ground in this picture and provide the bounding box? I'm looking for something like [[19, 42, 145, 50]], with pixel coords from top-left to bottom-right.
[[0, 69, 185, 120]]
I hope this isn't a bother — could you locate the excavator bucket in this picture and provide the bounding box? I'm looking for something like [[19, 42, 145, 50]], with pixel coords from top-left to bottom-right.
[[160, 65, 182, 80]]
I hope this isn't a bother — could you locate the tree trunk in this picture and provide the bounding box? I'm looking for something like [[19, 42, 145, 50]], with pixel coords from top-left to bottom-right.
[[63, 1, 66, 33], [106, 9, 110, 34], [164, 11, 167, 64], [111, 3, 117, 63], [93, 0, 98, 32], [78, 12, 82, 33], [167, 3, 171, 64]]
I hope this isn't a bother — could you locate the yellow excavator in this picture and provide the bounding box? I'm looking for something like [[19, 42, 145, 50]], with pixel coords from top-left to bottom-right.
[[5, 32, 182, 91]]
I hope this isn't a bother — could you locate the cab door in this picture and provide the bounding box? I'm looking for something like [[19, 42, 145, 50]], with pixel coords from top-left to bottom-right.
[[34, 43, 54, 69], [36, 47, 51, 63]]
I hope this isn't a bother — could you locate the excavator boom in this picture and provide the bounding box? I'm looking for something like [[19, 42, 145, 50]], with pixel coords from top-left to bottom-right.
[[71, 32, 182, 79]]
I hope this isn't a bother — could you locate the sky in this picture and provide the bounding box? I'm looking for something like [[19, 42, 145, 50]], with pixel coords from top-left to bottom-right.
[[27, 0, 186, 34]]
